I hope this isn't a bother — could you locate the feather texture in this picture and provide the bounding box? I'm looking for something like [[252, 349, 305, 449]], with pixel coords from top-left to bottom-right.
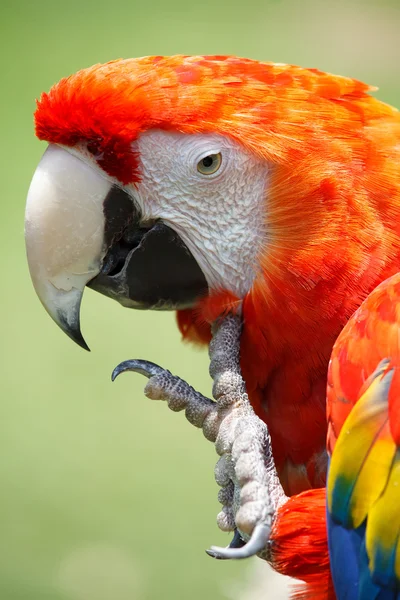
[[35, 55, 400, 493], [327, 274, 400, 599], [270, 488, 335, 599], [270, 274, 400, 598]]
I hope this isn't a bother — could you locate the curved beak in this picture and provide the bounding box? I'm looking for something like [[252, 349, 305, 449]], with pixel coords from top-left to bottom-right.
[[25, 144, 208, 350], [25, 145, 111, 350]]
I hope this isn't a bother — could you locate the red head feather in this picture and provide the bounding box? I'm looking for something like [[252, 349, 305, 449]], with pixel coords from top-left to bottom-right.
[[35, 55, 375, 184]]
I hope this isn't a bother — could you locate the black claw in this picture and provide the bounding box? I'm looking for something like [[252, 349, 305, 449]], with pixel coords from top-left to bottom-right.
[[229, 529, 246, 549], [111, 359, 167, 382]]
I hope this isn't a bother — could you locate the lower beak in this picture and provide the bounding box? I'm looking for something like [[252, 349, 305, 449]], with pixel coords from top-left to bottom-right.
[[25, 145, 208, 349]]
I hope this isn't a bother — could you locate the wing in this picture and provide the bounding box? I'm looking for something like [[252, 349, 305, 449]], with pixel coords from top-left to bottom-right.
[[327, 272, 400, 599]]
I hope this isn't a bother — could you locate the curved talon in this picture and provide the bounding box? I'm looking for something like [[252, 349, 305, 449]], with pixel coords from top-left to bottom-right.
[[206, 523, 270, 560], [206, 529, 246, 560], [205, 549, 226, 560], [112, 359, 167, 381], [205, 530, 245, 560]]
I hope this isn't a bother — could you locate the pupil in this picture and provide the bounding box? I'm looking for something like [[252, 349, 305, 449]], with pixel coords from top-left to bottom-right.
[[202, 156, 214, 168]]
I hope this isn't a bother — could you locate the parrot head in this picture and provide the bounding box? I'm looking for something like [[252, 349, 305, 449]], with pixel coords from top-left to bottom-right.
[[26, 55, 398, 354], [26, 56, 276, 349]]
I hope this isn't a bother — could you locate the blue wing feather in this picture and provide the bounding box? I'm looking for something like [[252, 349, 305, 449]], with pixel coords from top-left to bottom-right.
[[326, 498, 363, 600], [327, 488, 400, 600]]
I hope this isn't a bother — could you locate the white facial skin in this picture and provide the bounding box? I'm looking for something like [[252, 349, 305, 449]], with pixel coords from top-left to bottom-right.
[[131, 130, 269, 297]]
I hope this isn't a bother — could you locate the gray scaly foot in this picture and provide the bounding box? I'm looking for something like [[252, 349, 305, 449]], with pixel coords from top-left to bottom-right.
[[112, 315, 287, 560]]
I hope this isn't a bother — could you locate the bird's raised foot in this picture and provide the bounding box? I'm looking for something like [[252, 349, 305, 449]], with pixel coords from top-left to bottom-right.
[[112, 315, 286, 560], [112, 357, 219, 435]]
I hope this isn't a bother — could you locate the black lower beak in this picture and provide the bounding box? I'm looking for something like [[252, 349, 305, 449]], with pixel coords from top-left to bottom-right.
[[88, 186, 208, 310]]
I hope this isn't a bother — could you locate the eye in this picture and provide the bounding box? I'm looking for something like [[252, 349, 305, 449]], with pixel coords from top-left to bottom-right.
[[197, 153, 222, 175]]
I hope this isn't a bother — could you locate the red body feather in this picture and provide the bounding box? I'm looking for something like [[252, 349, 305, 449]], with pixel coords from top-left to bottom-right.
[[35, 55, 400, 494]]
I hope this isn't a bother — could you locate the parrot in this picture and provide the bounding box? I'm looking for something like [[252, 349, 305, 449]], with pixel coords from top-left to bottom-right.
[[249, 272, 400, 599], [25, 55, 400, 503]]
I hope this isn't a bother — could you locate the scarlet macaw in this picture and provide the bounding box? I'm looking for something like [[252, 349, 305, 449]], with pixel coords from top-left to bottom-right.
[[25, 56, 400, 504]]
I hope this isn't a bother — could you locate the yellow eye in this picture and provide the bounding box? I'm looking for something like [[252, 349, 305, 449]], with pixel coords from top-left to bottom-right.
[[197, 153, 222, 175]]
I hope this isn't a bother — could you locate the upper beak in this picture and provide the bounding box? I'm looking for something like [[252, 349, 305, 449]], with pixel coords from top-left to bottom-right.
[[25, 144, 208, 350], [25, 144, 111, 350]]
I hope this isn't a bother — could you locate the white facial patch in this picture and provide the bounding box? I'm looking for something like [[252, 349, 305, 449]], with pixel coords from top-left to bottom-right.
[[131, 130, 269, 297]]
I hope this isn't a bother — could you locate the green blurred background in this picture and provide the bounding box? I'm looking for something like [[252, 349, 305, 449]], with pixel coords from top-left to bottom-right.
[[1, 0, 400, 598]]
